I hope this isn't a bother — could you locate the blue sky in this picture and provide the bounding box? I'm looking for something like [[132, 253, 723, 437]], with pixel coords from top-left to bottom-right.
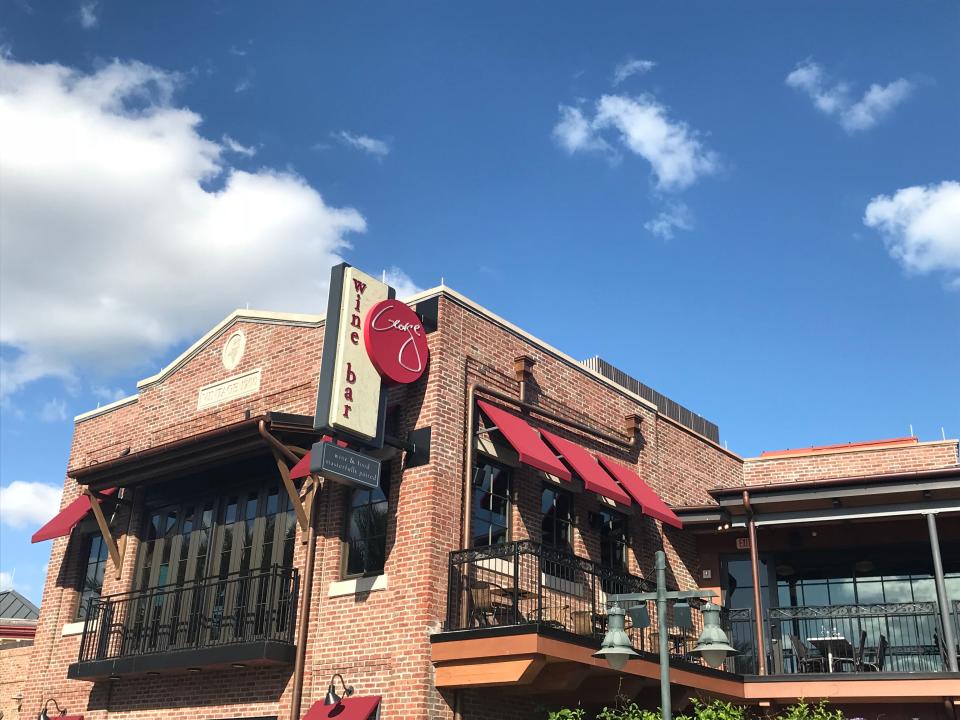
[[1, 1, 958, 604]]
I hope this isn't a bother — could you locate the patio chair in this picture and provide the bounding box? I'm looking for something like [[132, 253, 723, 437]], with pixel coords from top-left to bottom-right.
[[932, 630, 957, 671], [860, 634, 888, 672], [539, 603, 571, 631], [469, 583, 507, 627], [571, 610, 594, 636], [789, 634, 826, 673], [832, 629, 867, 672]]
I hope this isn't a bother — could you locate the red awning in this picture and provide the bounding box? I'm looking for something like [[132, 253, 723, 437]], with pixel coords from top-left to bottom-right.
[[596, 457, 682, 528], [290, 452, 312, 480], [540, 430, 631, 505], [31, 487, 118, 544], [303, 696, 381, 720], [476, 400, 571, 481]]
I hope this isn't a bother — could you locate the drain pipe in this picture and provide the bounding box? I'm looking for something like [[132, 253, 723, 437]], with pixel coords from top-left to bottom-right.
[[461, 384, 478, 550], [743, 490, 767, 675], [257, 420, 321, 720], [290, 478, 320, 720]]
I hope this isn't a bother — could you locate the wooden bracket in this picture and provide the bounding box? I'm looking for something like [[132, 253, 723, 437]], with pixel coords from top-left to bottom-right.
[[83, 488, 125, 580], [271, 447, 310, 534]]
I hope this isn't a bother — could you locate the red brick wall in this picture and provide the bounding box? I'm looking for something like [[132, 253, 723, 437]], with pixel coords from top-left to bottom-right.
[[0, 643, 34, 718], [26, 293, 746, 720], [742, 440, 958, 486]]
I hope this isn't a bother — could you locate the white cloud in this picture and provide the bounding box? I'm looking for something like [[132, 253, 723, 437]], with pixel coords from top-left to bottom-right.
[[786, 59, 913, 133], [91, 385, 128, 402], [0, 571, 13, 591], [40, 397, 67, 422], [222, 134, 256, 157], [612, 58, 655, 86], [334, 131, 390, 159], [0, 480, 63, 527], [234, 77, 251, 93], [864, 181, 960, 286], [0, 56, 370, 396], [644, 202, 693, 240], [552, 105, 614, 157], [79, 1, 98, 29], [555, 94, 717, 191], [382, 267, 423, 299]]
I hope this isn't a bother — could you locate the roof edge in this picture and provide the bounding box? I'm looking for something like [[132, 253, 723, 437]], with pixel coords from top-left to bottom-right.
[[136, 309, 326, 391], [75, 393, 139, 423], [745, 437, 958, 463], [710, 465, 960, 497]]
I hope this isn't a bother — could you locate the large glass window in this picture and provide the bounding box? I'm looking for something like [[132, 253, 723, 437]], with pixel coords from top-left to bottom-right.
[[344, 465, 391, 577], [471, 460, 511, 548], [541, 485, 573, 552], [134, 457, 298, 591], [76, 534, 108, 619], [598, 510, 628, 571]]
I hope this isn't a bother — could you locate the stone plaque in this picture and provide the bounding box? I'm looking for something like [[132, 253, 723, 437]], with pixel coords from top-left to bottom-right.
[[197, 368, 261, 410]]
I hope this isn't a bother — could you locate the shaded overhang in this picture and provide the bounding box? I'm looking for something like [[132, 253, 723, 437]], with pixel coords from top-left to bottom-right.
[[69, 412, 321, 492], [705, 467, 960, 527]]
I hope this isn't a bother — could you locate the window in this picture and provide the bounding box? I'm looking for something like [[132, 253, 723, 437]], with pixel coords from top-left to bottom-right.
[[133, 457, 298, 593], [76, 534, 108, 619], [344, 465, 391, 577], [541, 485, 573, 552], [471, 460, 512, 547], [598, 510, 628, 571]]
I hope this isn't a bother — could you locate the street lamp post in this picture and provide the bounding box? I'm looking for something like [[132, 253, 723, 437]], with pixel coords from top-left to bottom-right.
[[593, 550, 736, 720]]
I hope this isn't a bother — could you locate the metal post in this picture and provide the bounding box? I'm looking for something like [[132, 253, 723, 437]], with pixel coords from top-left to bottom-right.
[[926, 513, 958, 672], [744, 491, 767, 675], [656, 550, 671, 720]]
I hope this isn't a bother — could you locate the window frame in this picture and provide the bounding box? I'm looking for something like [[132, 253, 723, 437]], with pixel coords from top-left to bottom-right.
[[469, 458, 513, 549], [540, 483, 575, 553], [341, 463, 392, 579], [75, 532, 109, 620], [597, 508, 629, 572]]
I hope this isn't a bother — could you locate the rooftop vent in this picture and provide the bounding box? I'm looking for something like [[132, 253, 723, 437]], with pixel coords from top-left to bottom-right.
[[581, 357, 720, 443]]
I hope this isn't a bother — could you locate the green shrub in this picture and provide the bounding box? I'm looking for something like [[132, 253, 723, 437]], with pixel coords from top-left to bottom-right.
[[546, 698, 844, 720]]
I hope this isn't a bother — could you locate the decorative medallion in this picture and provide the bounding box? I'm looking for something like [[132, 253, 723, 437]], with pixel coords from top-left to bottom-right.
[[222, 330, 246, 371]]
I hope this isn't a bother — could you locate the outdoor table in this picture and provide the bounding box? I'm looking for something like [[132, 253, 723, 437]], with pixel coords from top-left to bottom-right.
[[490, 586, 537, 601], [808, 636, 853, 673]]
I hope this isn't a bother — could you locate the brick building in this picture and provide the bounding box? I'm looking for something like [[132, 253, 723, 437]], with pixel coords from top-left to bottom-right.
[[19, 281, 960, 720]]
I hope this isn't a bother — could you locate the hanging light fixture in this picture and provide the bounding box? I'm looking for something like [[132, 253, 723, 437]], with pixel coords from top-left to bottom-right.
[[689, 602, 738, 668], [38, 698, 67, 719], [591, 604, 640, 671], [323, 673, 354, 706]]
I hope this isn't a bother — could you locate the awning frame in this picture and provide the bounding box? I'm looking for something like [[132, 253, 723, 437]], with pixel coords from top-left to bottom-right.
[[82, 488, 126, 580]]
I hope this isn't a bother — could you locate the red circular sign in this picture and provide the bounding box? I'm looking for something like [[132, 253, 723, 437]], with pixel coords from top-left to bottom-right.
[[364, 299, 429, 385]]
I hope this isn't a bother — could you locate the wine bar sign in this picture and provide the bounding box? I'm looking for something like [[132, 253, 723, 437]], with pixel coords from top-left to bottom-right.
[[314, 264, 392, 446], [314, 263, 430, 456]]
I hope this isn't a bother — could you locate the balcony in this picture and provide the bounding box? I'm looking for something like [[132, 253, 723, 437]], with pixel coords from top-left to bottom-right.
[[69, 566, 298, 680], [441, 540, 715, 658], [723, 599, 960, 676]]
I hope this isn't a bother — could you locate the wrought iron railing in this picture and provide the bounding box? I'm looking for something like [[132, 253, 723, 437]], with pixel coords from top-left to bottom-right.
[[445, 541, 707, 661], [721, 601, 960, 675], [77, 566, 298, 664]]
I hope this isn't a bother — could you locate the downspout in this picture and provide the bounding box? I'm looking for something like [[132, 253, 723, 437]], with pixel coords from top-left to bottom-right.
[[743, 490, 767, 675], [461, 384, 477, 550], [290, 477, 320, 720], [256, 420, 320, 720]]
